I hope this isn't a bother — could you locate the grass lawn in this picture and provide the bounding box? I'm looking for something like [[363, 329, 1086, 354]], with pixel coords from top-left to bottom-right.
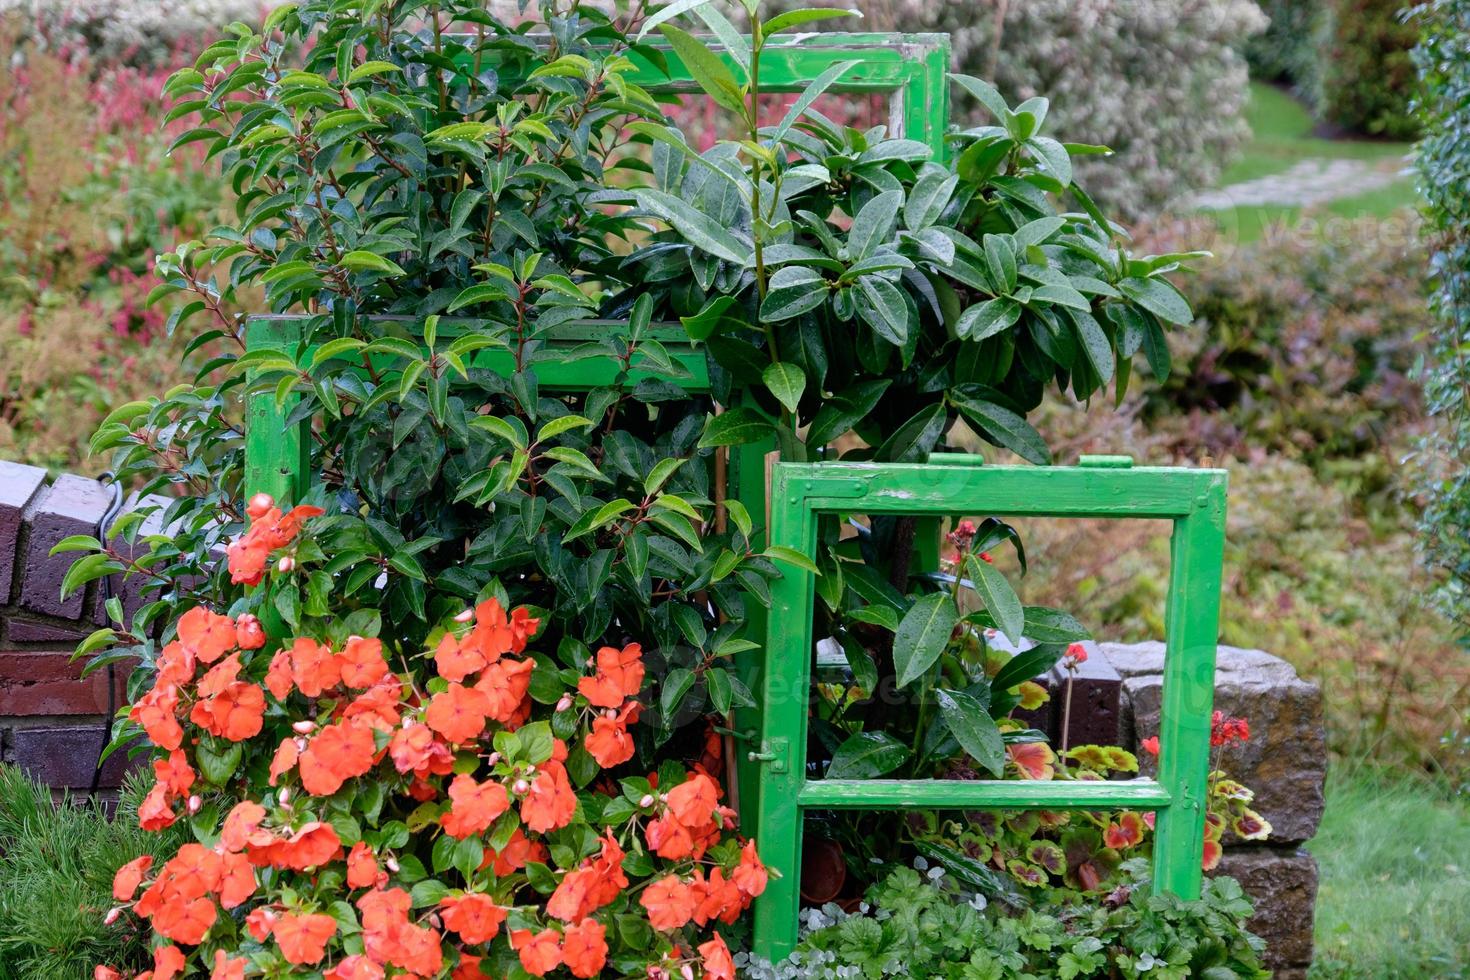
[[1307, 769, 1470, 978], [1205, 83, 1417, 242]]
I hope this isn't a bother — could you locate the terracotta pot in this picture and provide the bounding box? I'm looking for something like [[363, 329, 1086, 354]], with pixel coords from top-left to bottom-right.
[[800, 837, 847, 905]]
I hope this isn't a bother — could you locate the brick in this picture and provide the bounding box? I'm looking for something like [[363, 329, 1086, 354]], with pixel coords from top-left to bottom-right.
[[20, 474, 113, 618], [6, 618, 87, 644], [8, 724, 141, 789], [0, 460, 47, 603], [0, 650, 124, 716]]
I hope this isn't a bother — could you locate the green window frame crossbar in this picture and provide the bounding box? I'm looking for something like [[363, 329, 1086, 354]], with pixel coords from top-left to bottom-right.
[[748, 456, 1228, 958]]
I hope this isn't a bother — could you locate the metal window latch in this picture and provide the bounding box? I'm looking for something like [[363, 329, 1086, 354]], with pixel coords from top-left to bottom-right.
[[747, 737, 789, 774]]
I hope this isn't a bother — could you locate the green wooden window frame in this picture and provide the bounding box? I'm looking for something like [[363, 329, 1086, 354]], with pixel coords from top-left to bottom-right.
[[748, 455, 1228, 958]]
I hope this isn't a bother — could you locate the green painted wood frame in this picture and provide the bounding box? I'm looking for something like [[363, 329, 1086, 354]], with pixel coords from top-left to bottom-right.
[[623, 32, 951, 156], [750, 456, 1228, 958]]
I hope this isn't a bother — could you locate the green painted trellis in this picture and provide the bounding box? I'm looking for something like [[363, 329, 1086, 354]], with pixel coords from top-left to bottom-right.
[[750, 457, 1228, 956], [239, 28, 1229, 966]]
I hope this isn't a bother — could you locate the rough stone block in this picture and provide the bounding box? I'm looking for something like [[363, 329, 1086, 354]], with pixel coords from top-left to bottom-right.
[[6, 618, 87, 644], [1216, 846, 1318, 977], [0, 461, 47, 603], [1103, 642, 1326, 844], [7, 724, 139, 789], [20, 474, 112, 618]]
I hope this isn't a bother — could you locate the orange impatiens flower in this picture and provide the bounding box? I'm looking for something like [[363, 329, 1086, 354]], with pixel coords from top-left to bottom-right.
[[221, 801, 266, 852], [274, 911, 337, 965], [131, 684, 184, 751], [338, 635, 389, 689], [733, 840, 769, 900], [299, 720, 377, 796], [346, 841, 381, 890], [561, 917, 608, 978], [325, 955, 386, 980], [577, 642, 644, 708], [440, 773, 511, 839], [474, 655, 535, 723], [510, 927, 563, 977], [439, 892, 507, 943], [153, 750, 195, 797], [520, 759, 577, 833], [584, 700, 639, 768], [210, 950, 248, 980], [189, 679, 266, 742], [149, 945, 186, 980], [699, 933, 736, 980], [153, 895, 216, 944], [112, 855, 152, 902], [388, 721, 454, 778], [137, 782, 177, 831], [248, 821, 342, 871], [218, 851, 256, 909], [269, 736, 300, 786], [640, 873, 696, 931], [359, 886, 444, 975], [289, 637, 341, 697], [434, 629, 486, 683], [425, 682, 492, 744], [177, 606, 237, 664], [225, 500, 323, 586], [484, 827, 547, 876]]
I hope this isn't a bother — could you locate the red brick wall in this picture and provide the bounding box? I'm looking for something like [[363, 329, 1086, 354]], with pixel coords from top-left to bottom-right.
[[0, 460, 148, 792]]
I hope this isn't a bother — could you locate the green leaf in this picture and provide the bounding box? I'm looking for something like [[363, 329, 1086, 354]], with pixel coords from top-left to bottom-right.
[[537, 415, 595, 441], [950, 388, 1051, 465], [771, 59, 858, 146], [936, 688, 1005, 777], [340, 250, 405, 277], [698, 408, 774, 448], [680, 296, 737, 341], [634, 189, 748, 265], [904, 170, 958, 230], [660, 666, 695, 720], [894, 592, 958, 689], [563, 500, 635, 543], [447, 283, 514, 312], [950, 73, 1011, 123], [763, 7, 859, 34], [659, 25, 746, 115], [49, 534, 103, 556], [807, 380, 890, 445], [848, 190, 903, 260], [761, 266, 828, 322], [957, 298, 1021, 342], [636, 0, 712, 39], [1025, 136, 1072, 185], [348, 60, 402, 83], [991, 644, 1066, 693], [854, 275, 910, 346], [1118, 277, 1193, 326], [761, 361, 806, 414], [827, 731, 911, 779], [762, 545, 819, 575], [966, 553, 1024, 645]]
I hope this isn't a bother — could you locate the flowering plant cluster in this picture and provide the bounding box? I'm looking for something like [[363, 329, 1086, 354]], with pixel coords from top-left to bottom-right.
[[99, 496, 768, 979]]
